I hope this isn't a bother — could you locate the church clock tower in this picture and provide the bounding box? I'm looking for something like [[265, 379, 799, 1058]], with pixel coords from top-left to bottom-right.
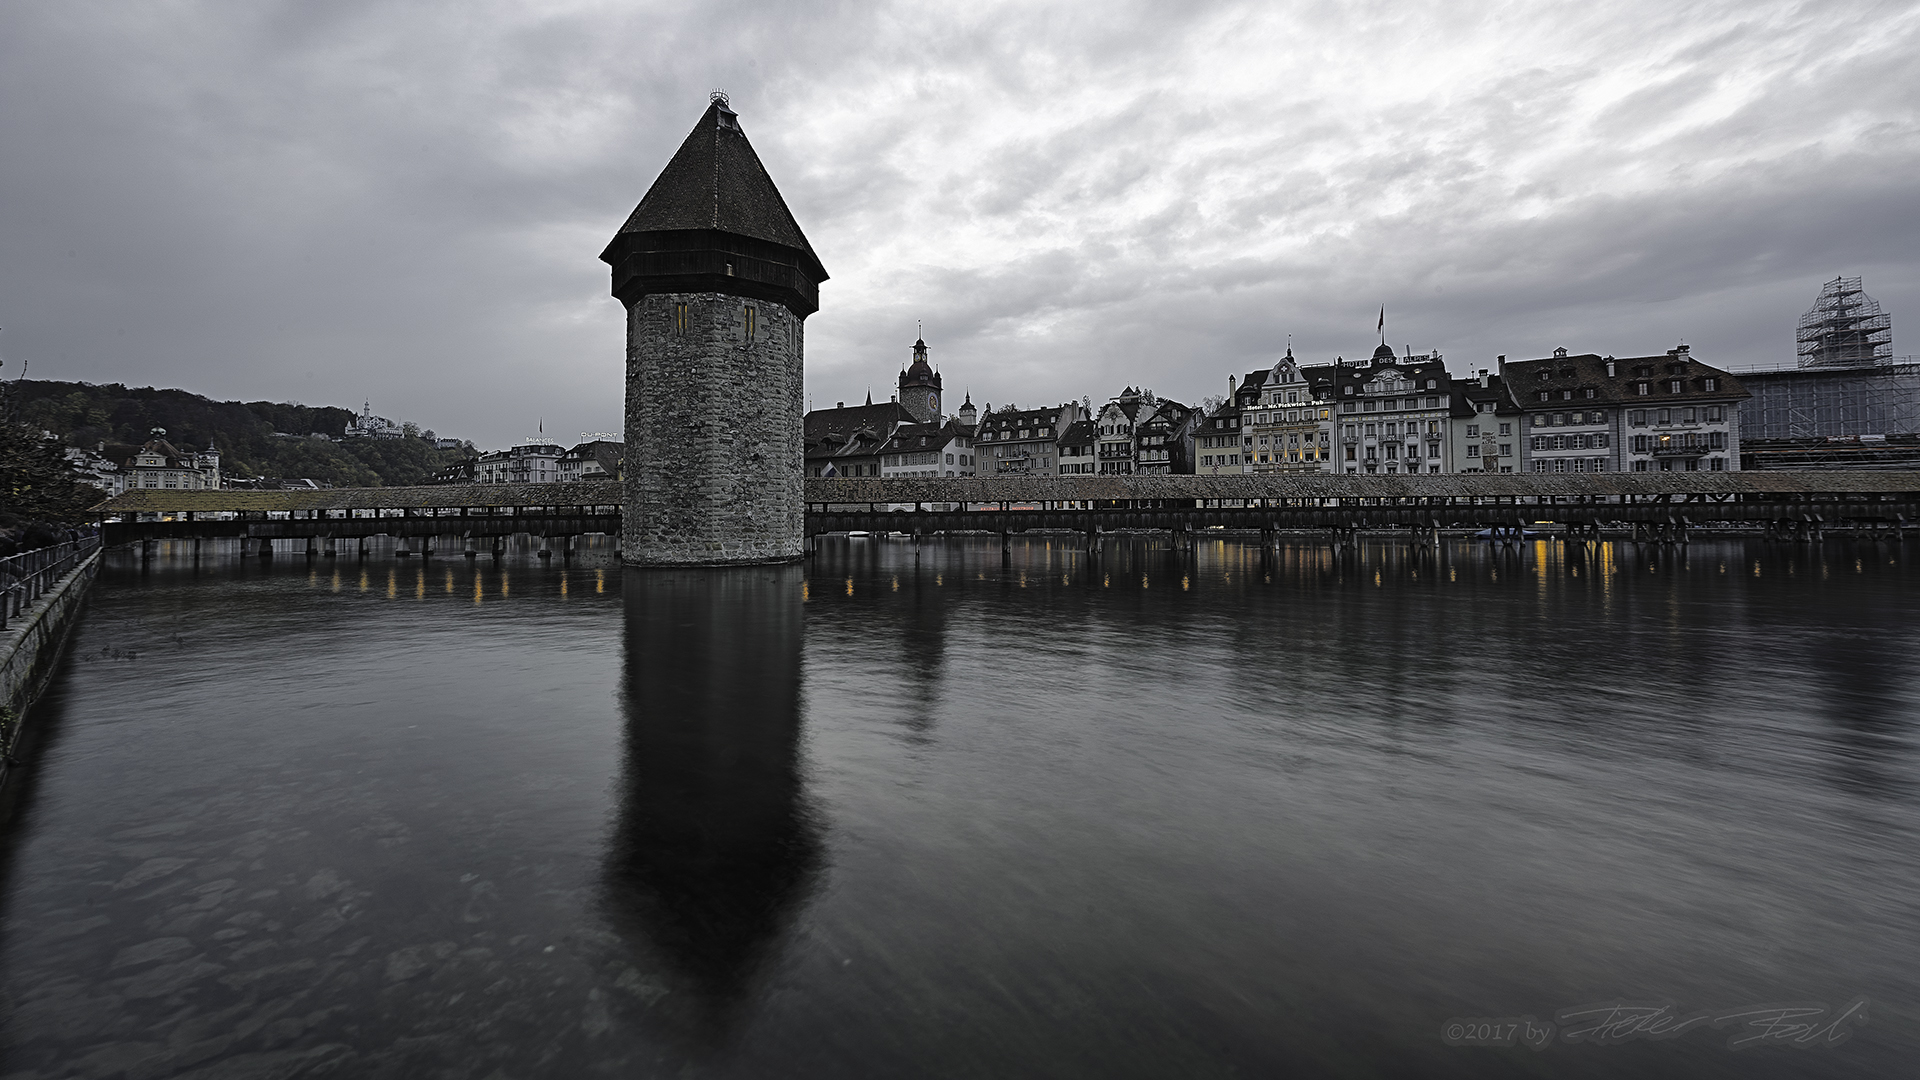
[[899, 337, 942, 423]]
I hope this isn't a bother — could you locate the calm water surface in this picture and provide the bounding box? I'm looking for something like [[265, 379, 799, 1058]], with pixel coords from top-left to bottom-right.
[[1, 536, 1916, 1078]]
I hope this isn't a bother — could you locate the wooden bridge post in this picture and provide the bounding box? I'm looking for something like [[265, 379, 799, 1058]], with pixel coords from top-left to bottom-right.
[[323, 535, 337, 558], [305, 535, 320, 560]]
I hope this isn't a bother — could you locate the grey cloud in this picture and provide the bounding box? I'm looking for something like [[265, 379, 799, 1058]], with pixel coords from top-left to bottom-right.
[[2, 0, 1916, 445]]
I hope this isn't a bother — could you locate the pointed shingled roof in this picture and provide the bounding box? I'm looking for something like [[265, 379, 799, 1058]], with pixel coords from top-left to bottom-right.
[[602, 97, 825, 281]]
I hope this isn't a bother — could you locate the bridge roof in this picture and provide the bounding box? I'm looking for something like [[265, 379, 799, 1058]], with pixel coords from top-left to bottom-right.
[[91, 472, 1920, 517], [803, 471, 1920, 502], [96, 481, 624, 514]]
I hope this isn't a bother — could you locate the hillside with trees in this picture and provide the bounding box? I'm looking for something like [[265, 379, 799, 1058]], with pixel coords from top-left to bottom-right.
[[7, 380, 473, 488]]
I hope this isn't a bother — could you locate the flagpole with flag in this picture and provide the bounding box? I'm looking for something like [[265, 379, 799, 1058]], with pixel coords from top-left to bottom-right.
[[1378, 306, 1385, 345]]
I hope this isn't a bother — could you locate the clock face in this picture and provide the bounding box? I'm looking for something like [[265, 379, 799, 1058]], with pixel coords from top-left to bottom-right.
[[927, 392, 939, 412]]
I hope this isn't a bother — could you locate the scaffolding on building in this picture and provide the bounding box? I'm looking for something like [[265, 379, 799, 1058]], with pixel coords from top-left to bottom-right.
[[1736, 359, 1920, 440], [1797, 276, 1892, 368]]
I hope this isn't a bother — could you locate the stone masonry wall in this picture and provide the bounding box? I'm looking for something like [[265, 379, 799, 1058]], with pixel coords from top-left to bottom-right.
[[0, 552, 101, 797], [624, 291, 805, 565]]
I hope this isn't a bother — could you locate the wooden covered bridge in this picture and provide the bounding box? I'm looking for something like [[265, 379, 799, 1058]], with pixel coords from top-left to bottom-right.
[[94, 472, 1920, 558]]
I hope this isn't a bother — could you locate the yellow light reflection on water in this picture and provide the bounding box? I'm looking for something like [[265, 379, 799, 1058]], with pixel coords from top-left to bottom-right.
[[1181, 575, 1189, 590], [331, 570, 341, 593], [845, 578, 853, 596], [359, 570, 369, 592], [501, 573, 510, 597], [473, 574, 484, 605], [560, 574, 569, 597], [891, 576, 899, 591], [386, 568, 397, 599], [445, 569, 454, 594], [596, 569, 605, 594], [1102, 574, 1110, 588], [415, 569, 425, 600], [801, 581, 810, 602]]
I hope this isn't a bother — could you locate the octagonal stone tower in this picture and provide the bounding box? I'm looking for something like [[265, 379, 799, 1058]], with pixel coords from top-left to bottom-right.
[[602, 93, 829, 566]]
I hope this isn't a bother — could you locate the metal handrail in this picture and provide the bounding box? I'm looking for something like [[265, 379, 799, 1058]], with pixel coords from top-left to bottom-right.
[[0, 533, 101, 632]]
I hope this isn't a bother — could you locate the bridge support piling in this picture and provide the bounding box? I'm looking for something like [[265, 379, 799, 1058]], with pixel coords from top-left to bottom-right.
[[536, 535, 551, 560], [463, 534, 477, 560], [305, 535, 320, 560], [323, 536, 337, 558]]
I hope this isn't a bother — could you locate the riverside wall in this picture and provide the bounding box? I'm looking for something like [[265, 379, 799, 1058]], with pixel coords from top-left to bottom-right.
[[0, 551, 101, 797]]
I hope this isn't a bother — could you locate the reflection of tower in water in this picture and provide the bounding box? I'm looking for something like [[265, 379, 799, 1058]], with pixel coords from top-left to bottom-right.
[[602, 566, 820, 1038]]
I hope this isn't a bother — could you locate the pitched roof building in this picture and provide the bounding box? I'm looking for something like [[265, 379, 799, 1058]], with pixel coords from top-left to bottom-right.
[[124, 429, 220, 491], [804, 401, 915, 478], [1500, 345, 1750, 472]]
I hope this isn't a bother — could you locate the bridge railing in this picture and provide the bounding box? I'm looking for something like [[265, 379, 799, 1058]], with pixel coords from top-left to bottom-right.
[[0, 533, 102, 632]]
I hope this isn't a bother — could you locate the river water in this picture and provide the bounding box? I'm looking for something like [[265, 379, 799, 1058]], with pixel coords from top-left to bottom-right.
[[0, 535, 1915, 1078]]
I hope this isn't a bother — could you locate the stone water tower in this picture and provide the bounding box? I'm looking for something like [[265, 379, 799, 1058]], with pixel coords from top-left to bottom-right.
[[601, 93, 829, 565]]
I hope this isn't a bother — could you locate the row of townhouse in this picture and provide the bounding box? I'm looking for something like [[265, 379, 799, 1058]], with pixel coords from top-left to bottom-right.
[[1199, 342, 1751, 475], [435, 438, 624, 484], [798, 335, 1750, 483], [803, 340, 1200, 481]]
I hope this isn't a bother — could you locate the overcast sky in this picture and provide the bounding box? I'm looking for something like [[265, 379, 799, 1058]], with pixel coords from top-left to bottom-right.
[[3, 0, 1917, 447]]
